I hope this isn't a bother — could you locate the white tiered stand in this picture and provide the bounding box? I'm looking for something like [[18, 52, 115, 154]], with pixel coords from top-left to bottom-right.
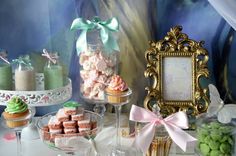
[[0, 73, 72, 139]]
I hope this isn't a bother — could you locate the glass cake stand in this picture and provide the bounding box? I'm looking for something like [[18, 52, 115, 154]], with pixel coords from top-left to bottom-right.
[[104, 88, 133, 156], [1, 108, 34, 156], [81, 95, 107, 117], [0, 73, 72, 140], [37, 110, 103, 156]]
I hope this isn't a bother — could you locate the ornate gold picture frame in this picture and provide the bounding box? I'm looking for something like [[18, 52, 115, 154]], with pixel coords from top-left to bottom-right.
[[144, 26, 210, 120]]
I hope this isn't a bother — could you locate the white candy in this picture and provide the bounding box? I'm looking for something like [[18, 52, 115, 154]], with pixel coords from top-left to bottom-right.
[[102, 67, 114, 76], [82, 61, 94, 70], [80, 50, 115, 100], [95, 59, 107, 72], [80, 70, 89, 80], [79, 53, 89, 65]]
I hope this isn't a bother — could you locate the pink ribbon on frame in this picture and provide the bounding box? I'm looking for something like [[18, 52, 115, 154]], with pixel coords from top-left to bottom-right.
[[129, 105, 197, 153], [42, 49, 58, 64]]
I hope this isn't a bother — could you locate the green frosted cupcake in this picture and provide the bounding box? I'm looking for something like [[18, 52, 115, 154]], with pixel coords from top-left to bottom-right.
[[3, 97, 29, 128]]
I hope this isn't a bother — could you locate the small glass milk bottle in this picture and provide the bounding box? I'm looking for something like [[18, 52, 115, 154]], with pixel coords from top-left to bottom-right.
[[13, 55, 36, 91], [0, 50, 13, 90], [42, 49, 63, 90]]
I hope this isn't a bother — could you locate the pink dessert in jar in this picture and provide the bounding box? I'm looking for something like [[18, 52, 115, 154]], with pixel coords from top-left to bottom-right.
[[79, 49, 116, 100]]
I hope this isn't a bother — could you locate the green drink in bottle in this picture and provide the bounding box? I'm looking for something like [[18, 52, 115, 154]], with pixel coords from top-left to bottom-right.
[[0, 50, 13, 90], [42, 49, 63, 90]]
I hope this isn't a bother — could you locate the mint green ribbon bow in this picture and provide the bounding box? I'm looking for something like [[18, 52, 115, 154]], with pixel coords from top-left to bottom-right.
[[71, 16, 120, 54], [12, 55, 32, 67]]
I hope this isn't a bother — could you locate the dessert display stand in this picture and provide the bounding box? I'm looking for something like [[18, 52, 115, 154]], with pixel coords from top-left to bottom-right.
[[81, 96, 107, 117], [0, 73, 72, 140], [81, 96, 120, 127], [37, 110, 103, 156], [1, 108, 34, 156], [104, 88, 134, 156]]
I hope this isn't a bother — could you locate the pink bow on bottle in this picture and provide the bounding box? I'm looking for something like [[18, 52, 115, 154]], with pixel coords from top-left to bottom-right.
[[129, 105, 197, 153], [0, 50, 10, 64], [42, 49, 58, 64]]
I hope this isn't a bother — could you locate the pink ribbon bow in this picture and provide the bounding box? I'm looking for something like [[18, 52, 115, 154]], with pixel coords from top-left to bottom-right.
[[129, 105, 197, 153], [0, 51, 10, 64], [42, 49, 58, 64]]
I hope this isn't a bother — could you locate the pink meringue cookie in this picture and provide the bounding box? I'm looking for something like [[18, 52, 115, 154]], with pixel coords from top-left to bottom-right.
[[89, 83, 105, 98], [98, 51, 105, 59], [83, 79, 95, 89], [88, 54, 100, 64], [89, 83, 106, 100], [80, 84, 91, 95], [97, 90, 105, 100], [102, 67, 114, 76], [94, 82, 105, 91], [79, 53, 89, 65], [88, 92, 97, 99], [88, 89, 98, 99], [82, 92, 90, 98], [95, 74, 108, 85], [82, 61, 94, 70], [88, 70, 99, 81], [95, 59, 107, 72], [105, 58, 115, 67], [97, 51, 108, 60], [80, 70, 89, 80], [106, 76, 112, 84], [80, 50, 117, 100]]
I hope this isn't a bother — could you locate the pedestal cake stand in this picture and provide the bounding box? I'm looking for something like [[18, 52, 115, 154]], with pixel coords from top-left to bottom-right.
[[0, 73, 72, 140]]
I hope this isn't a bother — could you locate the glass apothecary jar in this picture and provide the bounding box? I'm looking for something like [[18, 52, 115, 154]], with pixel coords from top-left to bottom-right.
[[136, 104, 172, 156], [195, 113, 235, 156], [71, 16, 120, 115], [146, 125, 172, 156], [79, 43, 118, 101], [0, 50, 13, 90], [135, 123, 172, 156]]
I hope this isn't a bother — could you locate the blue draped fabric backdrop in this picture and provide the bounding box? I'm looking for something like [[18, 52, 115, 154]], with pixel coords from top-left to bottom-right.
[[0, 0, 236, 115], [156, 0, 236, 103], [0, 0, 78, 115]]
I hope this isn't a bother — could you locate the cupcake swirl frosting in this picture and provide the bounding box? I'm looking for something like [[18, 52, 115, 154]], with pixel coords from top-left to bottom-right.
[[108, 75, 128, 91], [5, 97, 28, 114], [64, 101, 80, 108]]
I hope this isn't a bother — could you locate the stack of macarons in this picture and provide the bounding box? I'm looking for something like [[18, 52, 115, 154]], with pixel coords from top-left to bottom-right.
[[41, 101, 96, 142], [197, 121, 235, 156]]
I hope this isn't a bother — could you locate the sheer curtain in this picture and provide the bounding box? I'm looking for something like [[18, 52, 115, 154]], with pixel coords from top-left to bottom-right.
[[208, 0, 236, 102], [87, 0, 157, 112], [208, 0, 236, 31], [0, 0, 157, 114], [71, 0, 157, 111]]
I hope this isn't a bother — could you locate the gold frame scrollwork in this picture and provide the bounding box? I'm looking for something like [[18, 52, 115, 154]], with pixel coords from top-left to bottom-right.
[[144, 26, 210, 120]]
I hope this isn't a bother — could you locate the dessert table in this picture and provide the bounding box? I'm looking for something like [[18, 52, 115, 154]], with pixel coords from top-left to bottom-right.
[[0, 113, 197, 156]]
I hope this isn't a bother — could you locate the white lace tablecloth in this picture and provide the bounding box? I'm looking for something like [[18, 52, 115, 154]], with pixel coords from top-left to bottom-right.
[[0, 113, 197, 156]]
